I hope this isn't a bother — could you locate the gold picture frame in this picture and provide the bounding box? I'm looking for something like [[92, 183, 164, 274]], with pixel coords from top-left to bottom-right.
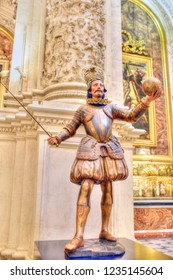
[[122, 53, 156, 147], [0, 59, 9, 107]]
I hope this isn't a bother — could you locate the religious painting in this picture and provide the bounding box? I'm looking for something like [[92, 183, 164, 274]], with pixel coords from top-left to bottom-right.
[[122, 53, 156, 147]]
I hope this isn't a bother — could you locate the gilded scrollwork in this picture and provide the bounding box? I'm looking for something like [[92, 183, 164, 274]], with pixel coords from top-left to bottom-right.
[[122, 30, 148, 55]]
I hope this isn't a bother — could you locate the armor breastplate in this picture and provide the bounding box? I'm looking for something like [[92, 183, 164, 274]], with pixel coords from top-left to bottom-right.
[[80, 105, 113, 142]]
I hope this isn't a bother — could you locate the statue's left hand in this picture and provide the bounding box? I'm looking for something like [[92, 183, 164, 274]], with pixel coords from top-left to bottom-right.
[[143, 88, 162, 106], [147, 87, 162, 101], [142, 77, 162, 105]]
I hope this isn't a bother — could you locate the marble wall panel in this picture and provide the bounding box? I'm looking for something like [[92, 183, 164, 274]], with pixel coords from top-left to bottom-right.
[[134, 208, 173, 230]]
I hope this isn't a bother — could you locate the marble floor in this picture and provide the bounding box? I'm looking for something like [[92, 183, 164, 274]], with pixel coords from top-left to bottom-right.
[[138, 238, 173, 258]]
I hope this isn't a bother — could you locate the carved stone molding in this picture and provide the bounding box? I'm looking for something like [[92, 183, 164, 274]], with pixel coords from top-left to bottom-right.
[[0, 100, 145, 145], [27, 102, 146, 145], [112, 120, 145, 144], [0, 110, 38, 135], [0, 18, 15, 33], [8, 0, 18, 19], [32, 82, 87, 102], [141, 0, 173, 48], [0, 123, 37, 135], [43, 0, 105, 87], [0, 0, 18, 32], [152, 0, 173, 18]]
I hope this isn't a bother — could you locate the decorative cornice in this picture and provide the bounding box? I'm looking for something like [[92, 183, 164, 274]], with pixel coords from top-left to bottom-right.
[[133, 162, 173, 176], [0, 102, 146, 144], [32, 82, 87, 102]]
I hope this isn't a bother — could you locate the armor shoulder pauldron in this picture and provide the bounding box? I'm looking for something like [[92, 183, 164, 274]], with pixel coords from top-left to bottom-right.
[[80, 105, 94, 123], [103, 104, 113, 119]]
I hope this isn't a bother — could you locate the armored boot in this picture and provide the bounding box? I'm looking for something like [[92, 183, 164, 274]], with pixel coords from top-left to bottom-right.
[[99, 204, 117, 242], [65, 205, 90, 252]]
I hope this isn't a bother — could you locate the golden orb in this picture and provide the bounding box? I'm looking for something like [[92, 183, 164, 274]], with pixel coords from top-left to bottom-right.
[[142, 77, 161, 96]]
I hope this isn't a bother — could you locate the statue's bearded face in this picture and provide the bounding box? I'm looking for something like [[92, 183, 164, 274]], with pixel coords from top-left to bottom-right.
[[90, 80, 104, 99]]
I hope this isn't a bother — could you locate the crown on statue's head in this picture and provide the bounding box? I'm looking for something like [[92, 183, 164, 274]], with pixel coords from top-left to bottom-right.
[[83, 65, 104, 85]]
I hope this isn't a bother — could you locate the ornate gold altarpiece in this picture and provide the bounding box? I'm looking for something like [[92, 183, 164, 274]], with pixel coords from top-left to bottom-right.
[[122, 26, 173, 201]]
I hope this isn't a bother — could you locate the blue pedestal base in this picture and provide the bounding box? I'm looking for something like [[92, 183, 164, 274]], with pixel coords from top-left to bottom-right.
[[65, 239, 125, 260]]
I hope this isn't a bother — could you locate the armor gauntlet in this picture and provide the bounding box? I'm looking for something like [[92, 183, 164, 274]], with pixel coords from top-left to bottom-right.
[[112, 101, 149, 122], [55, 107, 81, 144]]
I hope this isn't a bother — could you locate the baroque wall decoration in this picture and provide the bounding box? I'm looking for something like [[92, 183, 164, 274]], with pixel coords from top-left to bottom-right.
[[121, 0, 170, 156]]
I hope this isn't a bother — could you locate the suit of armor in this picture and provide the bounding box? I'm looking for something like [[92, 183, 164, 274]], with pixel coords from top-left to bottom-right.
[[47, 69, 162, 252], [56, 101, 148, 184], [48, 76, 154, 252]]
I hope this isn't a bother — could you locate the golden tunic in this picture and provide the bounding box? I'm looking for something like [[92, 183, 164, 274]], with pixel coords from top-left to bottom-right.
[[56, 101, 148, 185]]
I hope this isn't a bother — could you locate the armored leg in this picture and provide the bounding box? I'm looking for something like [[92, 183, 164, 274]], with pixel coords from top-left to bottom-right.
[[65, 179, 94, 252], [99, 181, 117, 242]]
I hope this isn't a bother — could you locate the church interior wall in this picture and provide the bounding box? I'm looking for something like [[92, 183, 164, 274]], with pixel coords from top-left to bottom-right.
[[0, 0, 173, 259]]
